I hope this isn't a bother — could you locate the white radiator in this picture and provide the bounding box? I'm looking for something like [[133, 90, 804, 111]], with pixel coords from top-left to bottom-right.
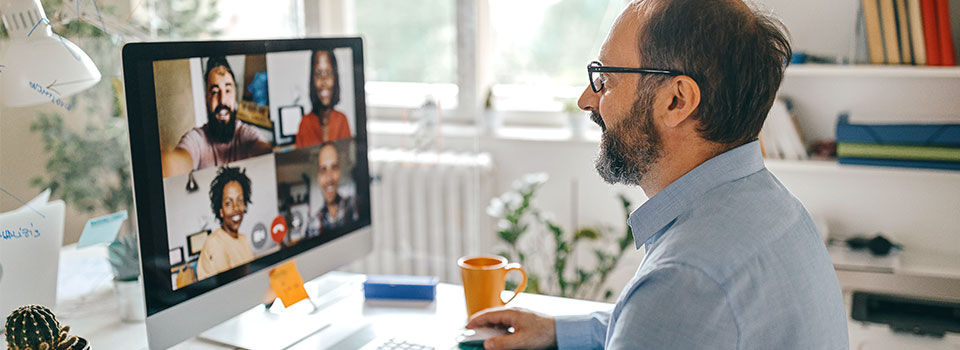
[[342, 149, 495, 283]]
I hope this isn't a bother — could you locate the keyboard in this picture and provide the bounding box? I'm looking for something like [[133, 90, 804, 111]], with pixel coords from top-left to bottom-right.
[[371, 337, 435, 350]]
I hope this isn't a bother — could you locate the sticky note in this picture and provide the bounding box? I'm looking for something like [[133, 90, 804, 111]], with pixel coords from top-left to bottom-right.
[[268, 260, 309, 308], [77, 210, 128, 248]]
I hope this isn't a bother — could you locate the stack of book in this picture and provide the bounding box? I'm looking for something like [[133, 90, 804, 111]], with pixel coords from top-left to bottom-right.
[[836, 114, 960, 170], [861, 0, 957, 65], [759, 99, 808, 160]]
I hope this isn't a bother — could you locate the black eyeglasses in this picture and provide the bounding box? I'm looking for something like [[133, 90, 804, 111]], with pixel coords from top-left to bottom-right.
[[587, 61, 685, 93]]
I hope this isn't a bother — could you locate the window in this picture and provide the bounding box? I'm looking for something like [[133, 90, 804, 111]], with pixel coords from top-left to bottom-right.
[[488, 0, 620, 87], [320, 0, 623, 128], [353, 0, 456, 84]]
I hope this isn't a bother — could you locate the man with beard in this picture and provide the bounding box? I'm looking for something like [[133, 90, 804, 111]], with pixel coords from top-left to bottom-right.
[[161, 56, 273, 178], [196, 166, 256, 280], [466, 0, 847, 349]]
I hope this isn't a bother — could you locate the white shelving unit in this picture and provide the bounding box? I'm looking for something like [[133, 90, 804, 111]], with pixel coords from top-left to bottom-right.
[[786, 64, 960, 79], [767, 62, 960, 283]]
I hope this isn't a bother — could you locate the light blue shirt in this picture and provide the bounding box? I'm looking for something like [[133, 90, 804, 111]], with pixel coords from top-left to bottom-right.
[[555, 141, 848, 349]]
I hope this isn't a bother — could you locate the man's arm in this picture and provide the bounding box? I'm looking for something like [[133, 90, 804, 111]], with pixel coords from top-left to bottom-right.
[[238, 123, 273, 156], [161, 148, 194, 178], [606, 263, 738, 350], [554, 311, 611, 350]]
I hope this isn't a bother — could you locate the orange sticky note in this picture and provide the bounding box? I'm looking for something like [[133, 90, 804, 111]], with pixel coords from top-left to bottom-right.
[[268, 260, 309, 307]]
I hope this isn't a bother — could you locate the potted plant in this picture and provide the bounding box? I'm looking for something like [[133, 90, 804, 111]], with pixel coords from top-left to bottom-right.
[[487, 172, 635, 300]]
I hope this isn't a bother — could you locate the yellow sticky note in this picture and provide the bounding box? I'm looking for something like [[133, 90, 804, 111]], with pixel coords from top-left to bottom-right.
[[268, 260, 309, 307]]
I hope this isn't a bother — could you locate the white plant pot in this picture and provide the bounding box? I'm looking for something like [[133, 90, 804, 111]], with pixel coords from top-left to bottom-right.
[[113, 279, 146, 322], [568, 111, 588, 140]]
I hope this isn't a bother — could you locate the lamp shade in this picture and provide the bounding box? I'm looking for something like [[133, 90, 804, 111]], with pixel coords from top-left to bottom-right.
[[1, 0, 101, 108]]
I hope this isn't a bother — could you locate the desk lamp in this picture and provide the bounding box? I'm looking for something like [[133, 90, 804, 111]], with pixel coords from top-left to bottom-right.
[[1, 0, 101, 107]]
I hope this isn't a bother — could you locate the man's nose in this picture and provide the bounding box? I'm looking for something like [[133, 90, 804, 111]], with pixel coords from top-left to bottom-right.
[[217, 90, 228, 107], [578, 85, 598, 112]]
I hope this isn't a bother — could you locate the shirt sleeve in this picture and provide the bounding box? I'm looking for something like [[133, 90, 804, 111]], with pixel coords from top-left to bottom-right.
[[555, 311, 611, 350], [175, 129, 202, 170], [606, 263, 738, 350], [238, 123, 266, 145]]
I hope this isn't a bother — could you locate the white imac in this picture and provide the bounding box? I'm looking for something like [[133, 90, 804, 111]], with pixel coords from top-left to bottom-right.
[[121, 38, 372, 349]]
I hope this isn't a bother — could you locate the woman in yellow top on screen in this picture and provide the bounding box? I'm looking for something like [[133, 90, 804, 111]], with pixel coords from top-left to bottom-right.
[[296, 49, 351, 148]]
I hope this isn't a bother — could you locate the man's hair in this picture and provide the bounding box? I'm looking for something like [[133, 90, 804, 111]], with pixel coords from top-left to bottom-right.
[[309, 50, 341, 115], [638, 0, 791, 146], [204, 56, 236, 88], [209, 166, 252, 223]]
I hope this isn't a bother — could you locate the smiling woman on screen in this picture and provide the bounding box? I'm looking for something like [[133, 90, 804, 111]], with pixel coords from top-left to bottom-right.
[[296, 50, 351, 148]]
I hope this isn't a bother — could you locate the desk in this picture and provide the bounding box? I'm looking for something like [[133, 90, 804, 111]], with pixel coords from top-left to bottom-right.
[[46, 246, 612, 349], [20, 246, 960, 350]]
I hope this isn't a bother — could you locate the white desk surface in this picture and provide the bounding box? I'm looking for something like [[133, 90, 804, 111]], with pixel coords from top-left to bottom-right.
[[29, 246, 960, 350], [47, 246, 612, 350]]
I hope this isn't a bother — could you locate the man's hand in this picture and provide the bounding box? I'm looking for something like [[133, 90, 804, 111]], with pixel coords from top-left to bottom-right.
[[465, 307, 557, 350]]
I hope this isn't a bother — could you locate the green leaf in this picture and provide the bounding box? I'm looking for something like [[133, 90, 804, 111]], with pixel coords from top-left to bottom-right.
[[574, 227, 601, 240]]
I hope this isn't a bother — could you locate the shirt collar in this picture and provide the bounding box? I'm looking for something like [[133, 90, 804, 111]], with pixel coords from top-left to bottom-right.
[[628, 140, 765, 249]]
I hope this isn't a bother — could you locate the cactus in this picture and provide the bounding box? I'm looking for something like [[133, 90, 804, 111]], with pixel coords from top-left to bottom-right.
[[4, 305, 89, 350]]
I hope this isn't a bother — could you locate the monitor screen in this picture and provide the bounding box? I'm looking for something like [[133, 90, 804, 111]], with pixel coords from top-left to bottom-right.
[[123, 38, 371, 318]]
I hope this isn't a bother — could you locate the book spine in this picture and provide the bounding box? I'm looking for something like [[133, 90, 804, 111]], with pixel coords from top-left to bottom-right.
[[880, 0, 902, 64], [935, 0, 956, 65], [838, 157, 960, 170], [896, 0, 914, 64], [908, 0, 927, 65], [863, 0, 887, 64], [921, 0, 942, 65], [837, 143, 960, 161]]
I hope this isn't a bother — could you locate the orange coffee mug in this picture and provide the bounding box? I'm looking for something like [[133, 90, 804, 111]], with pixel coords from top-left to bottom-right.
[[458, 255, 527, 317]]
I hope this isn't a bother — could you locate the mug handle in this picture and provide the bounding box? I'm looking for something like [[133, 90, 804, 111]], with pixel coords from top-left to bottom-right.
[[500, 263, 527, 305]]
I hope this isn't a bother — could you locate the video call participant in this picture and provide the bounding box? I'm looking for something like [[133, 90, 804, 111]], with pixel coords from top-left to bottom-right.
[[196, 166, 256, 280], [162, 56, 273, 178], [316, 142, 358, 233], [295, 50, 352, 148]]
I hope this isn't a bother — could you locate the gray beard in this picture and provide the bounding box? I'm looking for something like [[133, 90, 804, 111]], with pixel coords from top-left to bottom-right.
[[594, 93, 663, 186]]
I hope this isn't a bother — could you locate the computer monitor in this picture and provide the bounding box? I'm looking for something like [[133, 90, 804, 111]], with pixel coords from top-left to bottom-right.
[[121, 38, 372, 349]]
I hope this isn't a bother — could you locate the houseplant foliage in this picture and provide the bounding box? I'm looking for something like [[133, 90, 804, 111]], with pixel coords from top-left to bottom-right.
[[487, 173, 635, 300]]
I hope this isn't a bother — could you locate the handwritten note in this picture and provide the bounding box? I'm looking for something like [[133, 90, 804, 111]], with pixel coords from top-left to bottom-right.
[[1, 222, 40, 240], [268, 260, 310, 307], [77, 210, 128, 248], [28, 81, 73, 111]]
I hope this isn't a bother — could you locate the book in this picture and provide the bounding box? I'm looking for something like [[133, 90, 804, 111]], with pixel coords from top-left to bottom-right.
[[838, 157, 960, 170], [921, 0, 941, 65], [863, 0, 887, 64], [761, 99, 807, 160], [880, 0, 902, 64], [837, 143, 960, 162], [896, 0, 914, 64], [836, 119, 960, 147], [908, 0, 927, 65], [936, 0, 956, 65]]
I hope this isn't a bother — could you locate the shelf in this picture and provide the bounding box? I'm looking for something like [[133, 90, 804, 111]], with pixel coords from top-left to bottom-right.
[[785, 64, 960, 79], [765, 158, 960, 178]]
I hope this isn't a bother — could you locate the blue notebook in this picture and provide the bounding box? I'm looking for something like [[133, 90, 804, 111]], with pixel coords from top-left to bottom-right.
[[838, 157, 960, 171], [836, 114, 960, 147]]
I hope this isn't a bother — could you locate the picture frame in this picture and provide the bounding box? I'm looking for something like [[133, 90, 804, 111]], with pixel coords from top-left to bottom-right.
[[187, 230, 209, 256], [277, 104, 305, 139], [169, 246, 184, 266]]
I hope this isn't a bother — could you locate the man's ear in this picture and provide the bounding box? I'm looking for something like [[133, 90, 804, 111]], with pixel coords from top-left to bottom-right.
[[661, 76, 700, 128]]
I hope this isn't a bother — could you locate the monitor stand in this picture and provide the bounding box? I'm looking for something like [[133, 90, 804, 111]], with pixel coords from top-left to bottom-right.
[[198, 274, 363, 350]]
